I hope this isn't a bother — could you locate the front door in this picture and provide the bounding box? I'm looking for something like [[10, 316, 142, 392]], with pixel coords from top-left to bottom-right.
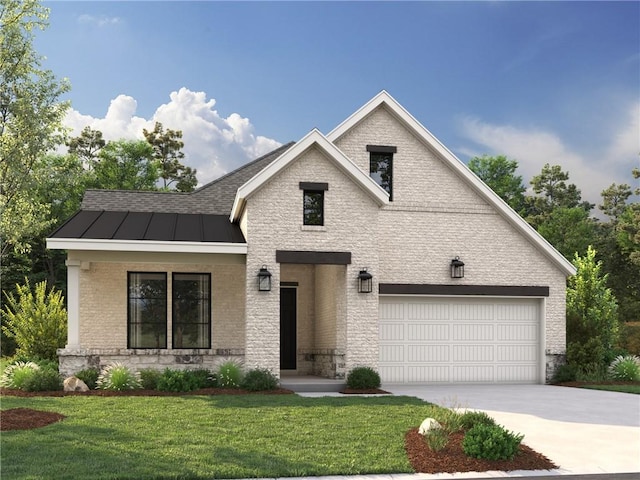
[[280, 287, 297, 370]]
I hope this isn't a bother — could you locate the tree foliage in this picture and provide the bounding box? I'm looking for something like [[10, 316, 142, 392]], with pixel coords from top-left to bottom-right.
[[468, 155, 526, 213], [143, 121, 197, 192], [92, 140, 159, 190], [0, 0, 70, 257], [67, 125, 105, 167], [1, 279, 67, 361], [566, 246, 619, 379]]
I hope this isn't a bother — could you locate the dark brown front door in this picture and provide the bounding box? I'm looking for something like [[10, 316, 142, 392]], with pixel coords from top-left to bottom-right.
[[280, 287, 297, 370]]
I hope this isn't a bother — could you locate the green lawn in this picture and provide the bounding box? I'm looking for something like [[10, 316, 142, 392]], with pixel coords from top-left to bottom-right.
[[580, 384, 640, 394], [1, 394, 443, 480]]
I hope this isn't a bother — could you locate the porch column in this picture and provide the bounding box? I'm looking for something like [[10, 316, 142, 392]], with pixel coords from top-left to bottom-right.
[[65, 259, 81, 348]]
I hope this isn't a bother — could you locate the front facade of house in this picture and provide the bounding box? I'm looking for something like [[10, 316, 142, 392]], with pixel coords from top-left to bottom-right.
[[48, 92, 575, 383]]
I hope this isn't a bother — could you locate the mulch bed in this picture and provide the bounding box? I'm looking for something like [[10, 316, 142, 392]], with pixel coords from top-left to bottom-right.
[[340, 388, 391, 394], [404, 427, 558, 473], [1, 408, 66, 431]]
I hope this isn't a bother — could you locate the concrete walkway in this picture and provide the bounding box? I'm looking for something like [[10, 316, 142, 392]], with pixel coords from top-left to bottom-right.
[[384, 384, 640, 476]]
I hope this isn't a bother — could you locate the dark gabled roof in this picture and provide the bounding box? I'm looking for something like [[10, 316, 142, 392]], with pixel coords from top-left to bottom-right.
[[50, 210, 246, 243], [81, 142, 295, 215]]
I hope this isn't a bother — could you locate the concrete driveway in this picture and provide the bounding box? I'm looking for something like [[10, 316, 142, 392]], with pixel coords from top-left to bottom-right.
[[385, 384, 640, 476]]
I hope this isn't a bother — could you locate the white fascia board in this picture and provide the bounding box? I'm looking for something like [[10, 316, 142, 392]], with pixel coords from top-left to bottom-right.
[[230, 128, 388, 221], [46, 238, 248, 255], [327, 91, 576, 277]]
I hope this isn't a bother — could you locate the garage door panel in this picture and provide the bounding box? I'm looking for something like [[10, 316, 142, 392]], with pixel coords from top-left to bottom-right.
[[380, 297, 541, 384], [452, 323, 493, 341]]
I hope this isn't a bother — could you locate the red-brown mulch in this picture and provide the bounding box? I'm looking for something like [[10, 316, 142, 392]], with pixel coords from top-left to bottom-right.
[[1, 408, 66, 431], [404, 427, 558, 474], [340, 388, 391, 394], [0, 387, 294, 397]]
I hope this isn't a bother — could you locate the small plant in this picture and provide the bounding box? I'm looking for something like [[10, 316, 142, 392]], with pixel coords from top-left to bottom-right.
[[216, 359, 244, 388], [462, 423, 524, 461], [346, 366, 381, 389], [22, 367, 62, 392], [97, 362, 141, 391], [424, 427, 449, 452], [75, 368, 100, 390], [436, 409, 464, 433], [459, 410, 496, 430], [139, 368, 163, 390], [0, 361, 40, 389], [157, 368, 200, 392], [608, 354, 640, 381], [241, 368, 279, 391]]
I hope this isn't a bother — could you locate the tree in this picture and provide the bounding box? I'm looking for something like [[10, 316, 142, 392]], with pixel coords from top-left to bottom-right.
[[67, 126, 105, 168], [143, 121, 197, 192], [566, 246, 619, 379], [599, 183, 632, 222], [615, 168, 640, 267], [468, 155, 526, 213], [92, 140, 159, 190], [536, 207, 595, 259], [0, 0, 70, 258]]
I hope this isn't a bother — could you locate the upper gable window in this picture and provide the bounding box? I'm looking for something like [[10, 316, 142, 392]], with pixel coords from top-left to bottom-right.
[[367, 145, 396, 201], [300, 182, 328, 226]]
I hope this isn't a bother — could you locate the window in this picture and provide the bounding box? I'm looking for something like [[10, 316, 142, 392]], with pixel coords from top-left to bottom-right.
[[300, 182, 328, 226], [128, 272, 167, 349], [172, 273, 211, 349], [367, 145, 396, 201]]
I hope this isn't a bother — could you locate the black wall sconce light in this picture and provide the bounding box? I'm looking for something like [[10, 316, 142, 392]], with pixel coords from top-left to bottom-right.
[[358, 268, 373, 293], [257, 265, 272, 291], [450, 257, 465, 278]]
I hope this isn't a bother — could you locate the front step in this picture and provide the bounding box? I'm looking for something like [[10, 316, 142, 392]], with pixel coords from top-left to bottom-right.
[[280, 376, 346, 393]]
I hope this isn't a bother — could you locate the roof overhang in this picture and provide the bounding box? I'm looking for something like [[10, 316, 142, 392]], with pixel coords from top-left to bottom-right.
[[230, 129, 389, 222], [328, 91, 576, 277], [46, 238, 247, 255]]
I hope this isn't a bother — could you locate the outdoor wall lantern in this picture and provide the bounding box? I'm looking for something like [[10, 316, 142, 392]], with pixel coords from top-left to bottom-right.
[[450, 257, 465, 279], [257, 265, 272, 292], [358, 268, 373, 293]]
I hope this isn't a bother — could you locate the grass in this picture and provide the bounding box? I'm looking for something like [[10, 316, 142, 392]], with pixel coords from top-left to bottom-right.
[[0, 394, 448, 479], [580, 384, 640, 394]]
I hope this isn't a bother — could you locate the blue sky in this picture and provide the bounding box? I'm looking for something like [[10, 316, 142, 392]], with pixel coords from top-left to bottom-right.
[[40, 1, 639, 208]]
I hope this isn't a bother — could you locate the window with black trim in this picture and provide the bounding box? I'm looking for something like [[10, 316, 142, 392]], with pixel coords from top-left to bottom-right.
[[128, 272, 167, 349], [303, 190, 324, 226], [172, 273, 211, 349], [367, 145, 396, 201]]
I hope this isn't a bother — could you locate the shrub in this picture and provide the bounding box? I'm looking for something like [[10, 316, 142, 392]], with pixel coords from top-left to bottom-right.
[[97, 363, 141, 391], [619, 322, 640, 356], [241, 368, 279, 391], [1, 280, 67, 361], [425, 427, 449, 452], [459, 411, 497, 430], [139, 368, 162, 390], [75, 368, 100, 390], [216, 359, 244, 388], [22, 367, 62, 392], [157, 368, 201, 392], [0, 361, 40, 389], [346, 366, 381, 389], [462, 424, 524, 461], [608, 354, 640, 381], [436, 409, 464, 434], [551, 363, 577, 383], [189, 368, 216, 388], [567, 337, 607, 381]]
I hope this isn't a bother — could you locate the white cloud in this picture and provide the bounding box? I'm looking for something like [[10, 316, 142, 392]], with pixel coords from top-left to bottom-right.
[[77, 14, 121, 27], [456, 115, 633, 208], [63, 88, 282, 186], [605, 102, 640, 167]]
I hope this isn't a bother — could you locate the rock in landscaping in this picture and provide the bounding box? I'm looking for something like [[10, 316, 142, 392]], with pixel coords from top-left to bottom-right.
[[63, 376, 89, 392], [418, 417, 442, 435]]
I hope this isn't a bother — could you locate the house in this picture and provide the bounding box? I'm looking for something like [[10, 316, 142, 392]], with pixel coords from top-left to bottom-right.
[[47, 91, 576, 384]]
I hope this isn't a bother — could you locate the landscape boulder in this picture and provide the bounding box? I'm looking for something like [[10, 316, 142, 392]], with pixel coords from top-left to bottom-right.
[[63, 376, 89, 392], [418, 417, 442, 435]]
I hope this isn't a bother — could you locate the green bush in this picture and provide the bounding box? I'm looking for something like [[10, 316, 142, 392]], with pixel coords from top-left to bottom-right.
[[551, 363, 577, 383], [424, 427, 449, 452], [0, 361, 40, 389], [189, 368, 216, 388], [22, 367, 62, 392], [567, 337, 607, 381], [608, 354, 640, 381], [619, 322, 640, 356], [1, 280, 67, 361], [462, 424, 524, 461], [216, 359, 244, 388], [97, 363, 141, 391], [139, 368, 162, 390], [459, 411, 497, 430], [241, 368, 279, 391], [157, 369, 201, 392], [75, 368, 100, 390], [346, 366, 381, 389]]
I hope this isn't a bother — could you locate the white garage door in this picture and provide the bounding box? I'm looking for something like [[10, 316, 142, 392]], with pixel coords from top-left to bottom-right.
[[379, 297, 541, 384]]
